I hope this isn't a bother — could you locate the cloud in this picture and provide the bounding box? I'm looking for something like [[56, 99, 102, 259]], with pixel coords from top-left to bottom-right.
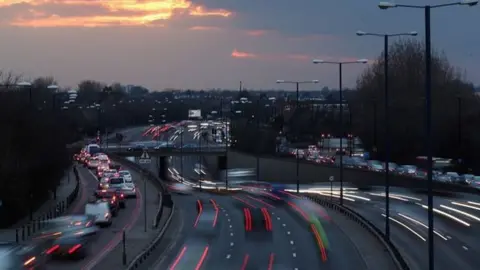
[[231, 49, 256, 58], [189, 25, 221, 31], [0, 0, 233, 27]]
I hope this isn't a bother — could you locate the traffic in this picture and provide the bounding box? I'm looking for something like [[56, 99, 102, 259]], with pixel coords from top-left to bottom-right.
[[3, 145, 138, 269]]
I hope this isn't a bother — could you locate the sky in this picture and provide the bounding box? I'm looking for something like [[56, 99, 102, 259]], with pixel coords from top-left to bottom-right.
[[0, 0, 478, 90]]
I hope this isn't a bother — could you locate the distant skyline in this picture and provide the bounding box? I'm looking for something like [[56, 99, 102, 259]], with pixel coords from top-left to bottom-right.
[[0, 1, 478, 90]]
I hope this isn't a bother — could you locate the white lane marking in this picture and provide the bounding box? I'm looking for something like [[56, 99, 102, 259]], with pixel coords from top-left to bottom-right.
[[271, 212, 275, 215], [226, 213, 229, 216], [228, 219, 231, 222], [229, 225, 232, 228], [290, 241, 294, 245], [292, 253, 297, 257], [230, 242, 234, 247], [463, 246, 469, 251], [226, 254, 231, 259], [230, 233, 234, 236], [282, 224, 286, 227], [277, 217, 281, 220], [287, 231, 291, 235]]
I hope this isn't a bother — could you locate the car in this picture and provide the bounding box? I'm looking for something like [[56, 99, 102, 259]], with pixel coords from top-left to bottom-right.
[[243, 207, 272, 233], [0, 242, 48, 269], [32, 215, 98, 259], [107, 177, 136, 198], [169, 183, 193, 195], [118, 170, 132, 182], [86, 157, 100, 169], [110, 189, 127, 208], [94, 190, 120, 215], [98, 169, 117, 179], [98, 177, 111, 190], [85, 199, 112, 227]]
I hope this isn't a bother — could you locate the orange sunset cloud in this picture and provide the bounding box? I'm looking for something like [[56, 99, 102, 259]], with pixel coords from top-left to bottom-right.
[[1, 0, 232, 27]]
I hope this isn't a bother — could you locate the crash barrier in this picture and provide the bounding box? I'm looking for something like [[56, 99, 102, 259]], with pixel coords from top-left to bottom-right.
[[13, 165, 80, 243], [304, 194, 409, 270], [108, 154, 177, 269], [126, 207, 175, 269], [209, 151, 480, 195]]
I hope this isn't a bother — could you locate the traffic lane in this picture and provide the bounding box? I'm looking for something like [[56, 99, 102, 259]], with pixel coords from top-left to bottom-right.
[[218, 193, 323, 270], [90, 166, 162, 270], [150, 192, 242, 270], [47, 167, 142, 270], [347, 199, 478, 270], [336, 189, 480, 254], [199, 194, 248, 269]]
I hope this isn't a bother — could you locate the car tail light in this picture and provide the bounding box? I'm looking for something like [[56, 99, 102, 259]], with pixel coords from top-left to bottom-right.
[[120, 194, 124, 198], [24, 256, 36, 266], [68, 244, 82, 254], [46, 245, 60, 254]]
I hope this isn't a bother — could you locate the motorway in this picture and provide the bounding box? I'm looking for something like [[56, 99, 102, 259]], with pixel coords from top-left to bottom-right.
[[114, 124, 480, 270], [45, 153, 160, 270], [114, 125, 397, 270]]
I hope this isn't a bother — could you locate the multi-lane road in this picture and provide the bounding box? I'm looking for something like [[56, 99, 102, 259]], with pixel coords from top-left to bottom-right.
[[44, 151, 161, 270], [114, 124, 480, 270], [113, 125, 393, 270]]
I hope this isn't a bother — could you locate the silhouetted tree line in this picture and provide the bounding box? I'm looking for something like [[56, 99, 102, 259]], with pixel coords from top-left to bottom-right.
[[230, 40, 480, 173], [0, 75, 73, 227]]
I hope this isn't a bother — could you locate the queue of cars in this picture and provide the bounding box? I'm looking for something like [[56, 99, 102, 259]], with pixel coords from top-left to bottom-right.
[[285, 146, 479, 186], [2, 148, 138, 269]]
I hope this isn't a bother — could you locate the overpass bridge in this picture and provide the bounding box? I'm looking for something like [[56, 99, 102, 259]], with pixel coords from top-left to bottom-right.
[[104, 145, 227, 157]]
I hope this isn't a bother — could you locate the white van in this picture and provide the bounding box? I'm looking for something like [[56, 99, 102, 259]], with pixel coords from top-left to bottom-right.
[[86, 144, 101, 155], [85, 201, 112, 227]]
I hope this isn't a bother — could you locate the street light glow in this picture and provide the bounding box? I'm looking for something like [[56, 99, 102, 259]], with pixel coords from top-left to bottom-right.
[[460, 0, 478, 6], [17, 81, 32, 87], [378, 1, 397, 9]]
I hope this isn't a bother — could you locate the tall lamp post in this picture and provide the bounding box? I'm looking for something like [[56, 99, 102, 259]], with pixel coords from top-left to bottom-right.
[[356, 30, 417, 241], [17, 81, 33, 105], [379, 2, 477, 269], [47, 85, 59, 199], [312, 59, 368, 205], [275, 79, 319, 194]]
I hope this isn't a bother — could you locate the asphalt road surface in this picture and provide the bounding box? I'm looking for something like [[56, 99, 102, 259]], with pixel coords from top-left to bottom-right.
[[117, 124, 480, 270], [46, 158, 159, 270]]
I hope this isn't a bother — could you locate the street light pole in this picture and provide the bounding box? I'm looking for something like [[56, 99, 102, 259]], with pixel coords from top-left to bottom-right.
[[378, 1, 477, 268], [356, 29, 417, 239], [312, 58, 368, 205], [276, 79, 319, 193]]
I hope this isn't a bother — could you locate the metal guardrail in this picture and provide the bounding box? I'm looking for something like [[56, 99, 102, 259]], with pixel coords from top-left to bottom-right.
[[126, 208, 175, 269], [304, 194, 409, 270], [108, 154, 176, 269]]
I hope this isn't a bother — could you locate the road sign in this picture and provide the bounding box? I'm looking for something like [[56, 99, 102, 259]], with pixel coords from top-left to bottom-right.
[[329, 176, 334, 182], [139, 150, 151, 164]]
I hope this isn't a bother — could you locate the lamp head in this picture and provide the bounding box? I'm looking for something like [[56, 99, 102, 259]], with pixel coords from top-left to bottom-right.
[[378, 1, 397, 9], [47, 85, 59, 90], [312, 80, 319, 83], [312, 59, 324, 64], [409, 31, 418, 36], [356, 59, 368, 64], [356, 31, 367, 36], [460, 0, 478, 6], [17, 81, 32, 87], [276, 80, 285, 83]]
